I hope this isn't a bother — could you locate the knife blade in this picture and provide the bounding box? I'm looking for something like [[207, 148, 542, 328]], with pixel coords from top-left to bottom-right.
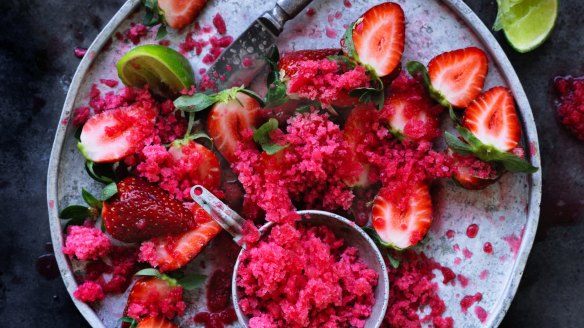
[[205, 0, 314, 90]]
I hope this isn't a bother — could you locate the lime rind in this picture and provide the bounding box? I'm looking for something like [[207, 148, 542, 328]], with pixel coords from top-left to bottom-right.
[[494, 0, 558, 53]]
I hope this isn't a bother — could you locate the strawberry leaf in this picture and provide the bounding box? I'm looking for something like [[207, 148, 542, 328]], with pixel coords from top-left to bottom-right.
[[85, 161, 115, 184], [135, 268, 161, 277], [174, 93, 219, 112], [265, 45, 280, 87], [362, 226, 397, 249], [444, 132, 474, 156], [101, 182, 118, 201], [491, 150, 539, 173], [82, 188, 102, 209], [264, 80, 288, 108], [406, 61, 451, 108], [295, 102, 321, 114], [349, 87, 384, 110], [239, 89, 266, 107], [142, 0, 161, 26], [253, 118, 288, 155], [341, 21, 358, 60], [327, 55, 357, 69], [156, 24, 167, 40], [386, 252, 400, 269], [177, 274, 206, 290], [120, 316, 138, 328], [59, 205, 92, 220]]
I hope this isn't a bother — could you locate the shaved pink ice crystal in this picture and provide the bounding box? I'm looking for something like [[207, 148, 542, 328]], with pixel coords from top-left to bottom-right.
[[286, 58, 370, 105], [63, 226, 112, 261], [74, 281, 105, 302], [237, 223, 378, 328], [233, 112, 358, 224]]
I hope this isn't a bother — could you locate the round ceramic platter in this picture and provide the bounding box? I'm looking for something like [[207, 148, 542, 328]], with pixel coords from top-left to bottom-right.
[[47, 0, 542, 327]]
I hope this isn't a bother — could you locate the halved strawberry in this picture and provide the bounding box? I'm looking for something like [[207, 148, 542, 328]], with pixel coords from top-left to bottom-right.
[[342, 105, 379, 187], [78, 103, 157, 163], [427, 47, 488, 108], [349, 2, 405, 77], [138, 203, 222, 272], [102, 177, 195, 243], [449, 150, 501, 190], [279, 49, 341, 78], [136, 317, 178, 328], [462, 86, 521, 152], [371, 183, 432, 249], [207, 91, 261, 163], [168, 139, 221, 192], [158, 0, 208, 30], [124, 276, 185, 323]]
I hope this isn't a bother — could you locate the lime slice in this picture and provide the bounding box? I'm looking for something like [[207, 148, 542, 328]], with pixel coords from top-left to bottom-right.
[[117, 44, 194, 97], [494, 0, 558, 53]]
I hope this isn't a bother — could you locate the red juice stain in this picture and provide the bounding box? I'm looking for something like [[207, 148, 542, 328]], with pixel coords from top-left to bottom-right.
[[343, 0, 352, 8], [213, 13, 227, 35], [479, 270, 489, 280], [325, 26, 338, 39], [74, 47, 87, 59], [475, 305, 488, 323], [502, 229, 524, 258], [454, 257, 461, 265], [306, 7, 316, 17], [328, 14, 335, 25], [457, 274, 469, 288], [36, 254, 60, 280], [466, 224, 479, 238], [335, 11, 342, 19], [439, 266, 456, 284], [499, 215, 506, 221], [48, 200, 54, 209], [462, 247, 473, 259], [483, 242, 493, 254], [446, 229, 455, 239], [242, 56, 253, 68], [460, 292, 482, 313], [194, 269, 237, 328], [453, 244, 460, 252], [158, 40, 171, 46]]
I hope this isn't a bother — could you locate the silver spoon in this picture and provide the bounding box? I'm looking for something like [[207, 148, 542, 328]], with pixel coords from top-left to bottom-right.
[[191, 185, 390, 328]]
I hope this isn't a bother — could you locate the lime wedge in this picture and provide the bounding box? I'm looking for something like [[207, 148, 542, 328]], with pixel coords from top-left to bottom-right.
[[117, 44, 194, 97], [494, 0, 558, 53]]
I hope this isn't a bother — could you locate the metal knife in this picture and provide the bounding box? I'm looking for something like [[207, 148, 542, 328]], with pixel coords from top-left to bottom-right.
[[205, 0, 314, 90]]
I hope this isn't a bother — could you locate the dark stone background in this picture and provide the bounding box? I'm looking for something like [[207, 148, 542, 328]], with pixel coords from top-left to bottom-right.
[[0, 0, 582, 327]]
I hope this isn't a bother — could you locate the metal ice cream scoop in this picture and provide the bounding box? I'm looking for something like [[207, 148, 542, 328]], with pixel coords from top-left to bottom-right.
[[190, 185, 390, 328]]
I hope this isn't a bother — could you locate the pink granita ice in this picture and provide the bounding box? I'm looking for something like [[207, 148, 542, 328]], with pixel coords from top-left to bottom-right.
[[237, 223, 378, 328], [554, 76, 584, 141], [62, 226, 112, 261], [74, 281, 105, 302], [285, 58, 370, 106], [233, 112, 359, 224]]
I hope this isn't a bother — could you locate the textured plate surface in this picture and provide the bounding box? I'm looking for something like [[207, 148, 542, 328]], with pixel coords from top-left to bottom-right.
[[47, 0, 541, 327]]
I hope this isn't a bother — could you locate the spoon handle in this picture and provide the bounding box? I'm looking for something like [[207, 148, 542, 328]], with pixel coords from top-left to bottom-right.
[[190, 185, 246, 246]]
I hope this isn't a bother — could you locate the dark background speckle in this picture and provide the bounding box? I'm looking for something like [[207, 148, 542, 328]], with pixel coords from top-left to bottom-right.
[[0, 0, 582, 327]]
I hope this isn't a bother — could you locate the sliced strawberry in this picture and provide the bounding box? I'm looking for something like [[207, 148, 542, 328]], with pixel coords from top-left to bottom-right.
[[102, 177, 195, 243], [136, 317, 178, 328], [450, 150, 501, 190], [168, 139, 221, 191], [342, 105, 379, 187], [207, 91, 261, 163], [124, 277, 185, 322], [350, 2, 405, 77], [427, 47, 488, 108], [462, 86, 521, 152], [78, 103, 157, 163], [139, 203, 222, 272], [158, 0, 208, 30], [371, 183, 432, 249], [384, 91, 441, 141], [279, 49, 341, 79]]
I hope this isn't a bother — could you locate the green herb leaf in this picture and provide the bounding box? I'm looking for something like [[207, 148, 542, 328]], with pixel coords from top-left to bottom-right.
[[142, 0, 161, 26], [185, 131, 212, 142], [74, 125, 83, 141], [253, 118, 289, 155], [156, 24, 167, 40], [327, 55, 356, 69], [177, 274, 206, 290], [82, 188, 102, 209], [101, 182, 118, 201], [492, 150, 539, 173], [264, 80, 289, 108], [265, 45, 281, 87], [456, 126, 484, 149], [362, 226, 398, 249], [386, 252, 400, 269], [295, 102, 321, 114], [174, 93, 219, 112], [135, 268, 162, 277], [85, 161, 115, 184], [59, 205, 92, 220], [406, 61, 450, 108], [348, 87, 385, 110], [239, 89, 266, 107]]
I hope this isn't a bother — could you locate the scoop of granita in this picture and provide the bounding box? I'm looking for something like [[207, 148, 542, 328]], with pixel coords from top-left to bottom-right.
[[62, 226, 112, 261], [233, 112, 358, 224], [236, 223, 377, 328], [125, 277, 186, 321], [284, 57, 370, 106], [554, 76, 584, 141], [74, 281, 105, 303]]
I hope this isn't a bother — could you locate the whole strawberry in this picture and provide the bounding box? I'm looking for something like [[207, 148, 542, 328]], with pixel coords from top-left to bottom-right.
[[102, 177, 195, 243]]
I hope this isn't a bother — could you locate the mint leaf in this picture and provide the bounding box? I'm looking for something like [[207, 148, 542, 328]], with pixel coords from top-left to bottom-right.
[[101, 182, 118, 201], [177, 274, 206, 290], [341, 21, 358, 59], [60, 205, 92, 220], [85, 161, 115, 184], [493, 151, 538, 173], [406, 61, 450, 108], [444, 132, 474, 156], [265, 45, 280, 87], [82, 189, 101, 209], [142, 0, 161, 26], [327, 54, 356, 69], [386, 252, 400, 269], [264, 80, 288, 108], [156, 24, 167, 40], [174, 93, 218, 112], [348, 87, 385, 109], [120, 316, 138, 328], [239, 89, 266, 107], [253, 118, 288, 155], [135, 268, 162, 277]]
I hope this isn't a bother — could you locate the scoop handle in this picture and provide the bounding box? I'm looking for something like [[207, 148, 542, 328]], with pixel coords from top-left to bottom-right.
[[190, 185, 245, 245]]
